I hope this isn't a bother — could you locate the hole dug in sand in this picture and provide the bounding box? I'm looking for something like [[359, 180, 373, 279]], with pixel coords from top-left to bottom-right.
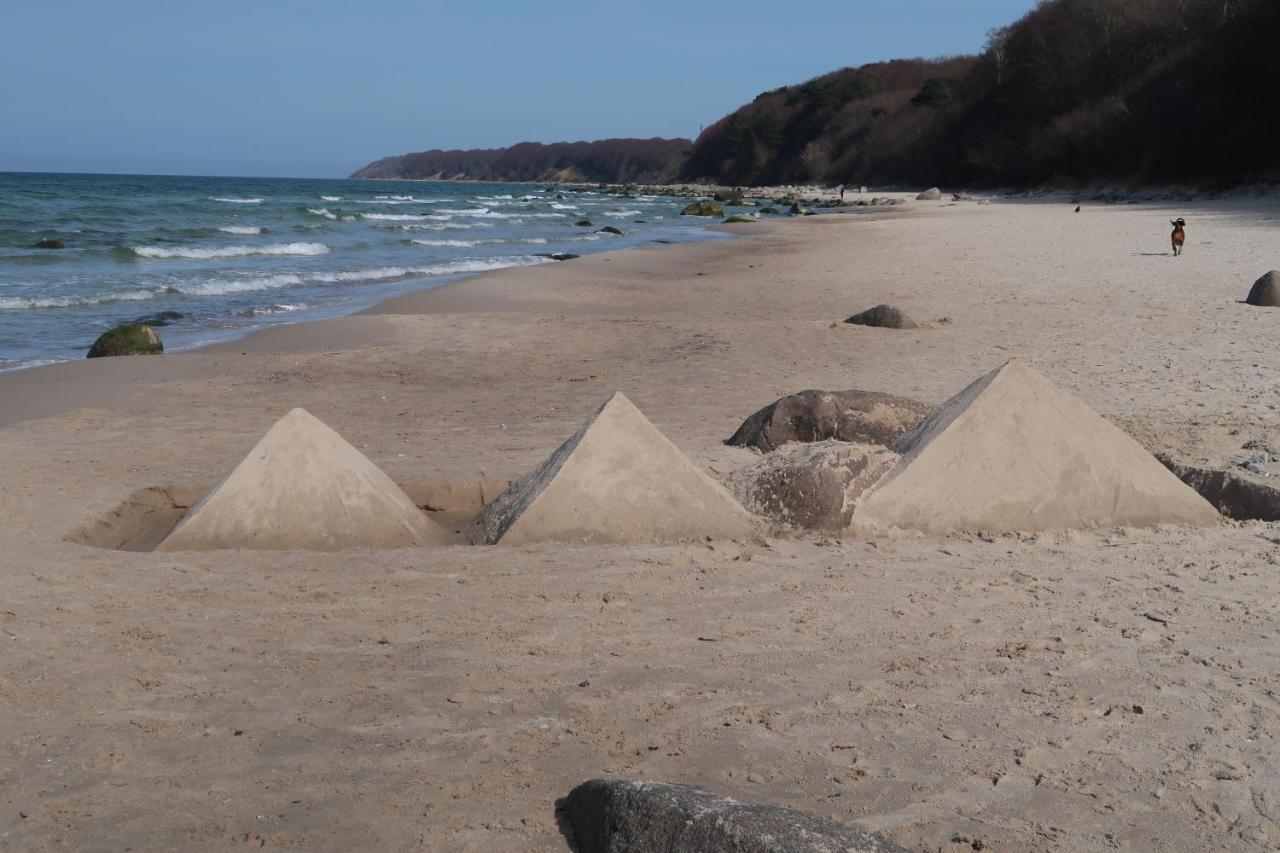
[[69, 480, 512, 552]]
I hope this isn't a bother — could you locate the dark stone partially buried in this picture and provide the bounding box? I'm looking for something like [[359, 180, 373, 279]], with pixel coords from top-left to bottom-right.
[[1245, 270, 1280, 307], [537, 253, 581, 261], [33, 238, 65, 249], [560, 779, 907, 853], [726, 389, 929, 452], [845, 304, 917, 329]]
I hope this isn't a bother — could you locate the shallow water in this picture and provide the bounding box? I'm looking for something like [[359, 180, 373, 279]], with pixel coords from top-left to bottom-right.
[[0, 173, 722, 369]]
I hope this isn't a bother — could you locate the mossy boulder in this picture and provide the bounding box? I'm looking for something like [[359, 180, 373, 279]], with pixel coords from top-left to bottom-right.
[[681, 201, 724, 217], [723, 215, 757, 224], [86, 324, 164, 358], [598, 225, 623, 236]]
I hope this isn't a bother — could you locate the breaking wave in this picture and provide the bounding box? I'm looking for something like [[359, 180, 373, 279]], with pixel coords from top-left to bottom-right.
[[129, 242, 330, 259], [210, 197, 263, 204], [217, 225, 263, 235]]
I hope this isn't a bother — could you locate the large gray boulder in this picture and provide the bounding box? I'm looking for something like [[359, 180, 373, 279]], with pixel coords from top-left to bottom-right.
[[86, 324, 163, 358], [731, 440, 898, 531], [726, 389, 929, 452], [1246, 270, 1280, 307], [845, 304, 918, 329], [916, 187, 943, 201], [681, 201, 724, 217], [560, 779, 905, 853]]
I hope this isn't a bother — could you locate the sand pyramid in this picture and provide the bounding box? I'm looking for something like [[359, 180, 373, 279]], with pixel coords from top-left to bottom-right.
[[849, 360, 1220, 535], [158, 408, 450, 551], [471, 392, 758, 545]]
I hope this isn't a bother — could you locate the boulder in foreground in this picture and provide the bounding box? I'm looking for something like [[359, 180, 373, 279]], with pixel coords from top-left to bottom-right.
[[845, 304, 917, 329], [916, 187, 943, 200], [849, 360, 1222, 535], [731, 440, 898, 531], [158, 408, 451, 551], [561, 779, 906, 853], [726, 389, 929, 452], [1245, 270, 1280, 307], [469, 392, 757, 545], [86, 324, 163, 358]]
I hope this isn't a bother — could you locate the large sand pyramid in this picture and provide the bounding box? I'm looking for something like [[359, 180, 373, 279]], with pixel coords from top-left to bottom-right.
[[470, 392, 758, 545], [849, 361, 1220, 535], [158, 408, 450, 551]]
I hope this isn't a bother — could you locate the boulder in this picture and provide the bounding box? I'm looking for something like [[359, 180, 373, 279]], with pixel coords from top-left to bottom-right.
[[916, 187, 943, 200], [723, 214, 757, 224], [731, 440, 898, 531], [86, 324, 163, 358], [575, 219, 593, 227], [33, 238, 64, 249], [561, 779, 906, 853], [1245, 270, 1280, 307], [759, 207, 779, 215], [681, 201, 724, 217], [789, 202, 812, 216], [536, 252, 580, 261], [726, 389, 929, 452], [597, 225, 623, 236], [845, 304, 918, 329]]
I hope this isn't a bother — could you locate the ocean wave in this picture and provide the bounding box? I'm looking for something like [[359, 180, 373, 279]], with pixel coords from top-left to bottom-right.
[[435, 207, 490, 215], [355, 199, 422, 205], [0, 288, 158, 310], [307, 207, 338, 220], [129, 242, 330, 260], [210, 197, 264, 204], [604, 210, 642, 218], [409, 237, 549, 248], [551, 203, 579, 210], [245, 302, 308, 316], [217, 225, 263, 235], [320, 195, 342, 202], [359, 212, 427, 221], [390, 222, 492, 231], [169, 274, 304, 296]]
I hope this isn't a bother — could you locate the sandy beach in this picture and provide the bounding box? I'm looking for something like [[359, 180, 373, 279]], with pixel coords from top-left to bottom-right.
[[2, 197, 1278, 851]]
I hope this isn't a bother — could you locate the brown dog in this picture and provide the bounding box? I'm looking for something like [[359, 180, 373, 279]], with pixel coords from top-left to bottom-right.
[[1171, 218, 1186, 256]]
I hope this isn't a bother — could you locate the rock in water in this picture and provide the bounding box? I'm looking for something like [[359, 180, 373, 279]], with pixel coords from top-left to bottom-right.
[[726, 389, 929, 452], [731, 440, 898, 531], [845, 304, 917, 329], [469, 392, 757, 545], [575, 219, 593, 227], [849, 360, 1223, 535], [723, 214, 757, 223], [561, 779, 906, 853], [33, 238, 64, 249], [916, 187, 943, 200], [598, 225, 623, 236], [681, 201, 724, 217], [789, 202, 810, 215], [1245, 270, 1280, 307], [86, 324, 163, 358], [157, 408, 451, 551]]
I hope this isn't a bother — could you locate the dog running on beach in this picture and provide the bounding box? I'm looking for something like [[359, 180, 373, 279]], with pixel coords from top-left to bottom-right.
[[1170, 217, 1187, 256]]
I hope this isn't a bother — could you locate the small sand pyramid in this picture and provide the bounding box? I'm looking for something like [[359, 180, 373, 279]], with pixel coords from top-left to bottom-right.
[[471, 392, 757, 545], [158, 408, 450, 551], [849, 361, 1220, 535]]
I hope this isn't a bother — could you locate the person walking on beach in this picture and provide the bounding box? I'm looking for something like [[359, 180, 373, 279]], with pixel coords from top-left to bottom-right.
[[838, 184, 845, 201]]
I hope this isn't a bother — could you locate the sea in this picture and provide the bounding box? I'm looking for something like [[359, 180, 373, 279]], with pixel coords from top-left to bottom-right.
[[0, 172, 725, 371]]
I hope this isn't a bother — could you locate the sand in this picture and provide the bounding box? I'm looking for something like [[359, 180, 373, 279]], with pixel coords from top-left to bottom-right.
[[1, 194, 1278, 851]]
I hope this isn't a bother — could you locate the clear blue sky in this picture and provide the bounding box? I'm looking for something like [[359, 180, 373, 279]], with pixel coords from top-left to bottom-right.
[[1, 1, 1038, 178]]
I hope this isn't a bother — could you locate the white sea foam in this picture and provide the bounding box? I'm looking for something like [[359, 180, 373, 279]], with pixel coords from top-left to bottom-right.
[[356, 199, 421, 205], [320, 195, 342, 202], [0, 289, 159, 310], [217, 225, 264, 235], [551, 203, 579, 210], [307, 207, 338, 220], [170, 274, 305, 296], [130, 242, 330, 260], [247, 303, 308, 315], [391, 222, 492, 231], [359, 212, 426, 221], [604, 210, 642, 218], [409, 237, 549, 248], [210, 197, 264, 204]]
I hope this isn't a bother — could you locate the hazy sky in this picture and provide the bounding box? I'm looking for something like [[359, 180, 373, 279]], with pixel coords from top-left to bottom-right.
[[2, 1, 1037, 178]]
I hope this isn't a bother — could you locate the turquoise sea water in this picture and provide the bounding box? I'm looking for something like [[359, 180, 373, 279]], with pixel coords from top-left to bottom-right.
[[0, 173, 723, 370]]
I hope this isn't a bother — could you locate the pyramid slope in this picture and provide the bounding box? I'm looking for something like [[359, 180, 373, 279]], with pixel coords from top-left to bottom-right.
[[158, 408, 450, 551], [850, 361, 1220, 535], [472, 392, 758, 545]]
